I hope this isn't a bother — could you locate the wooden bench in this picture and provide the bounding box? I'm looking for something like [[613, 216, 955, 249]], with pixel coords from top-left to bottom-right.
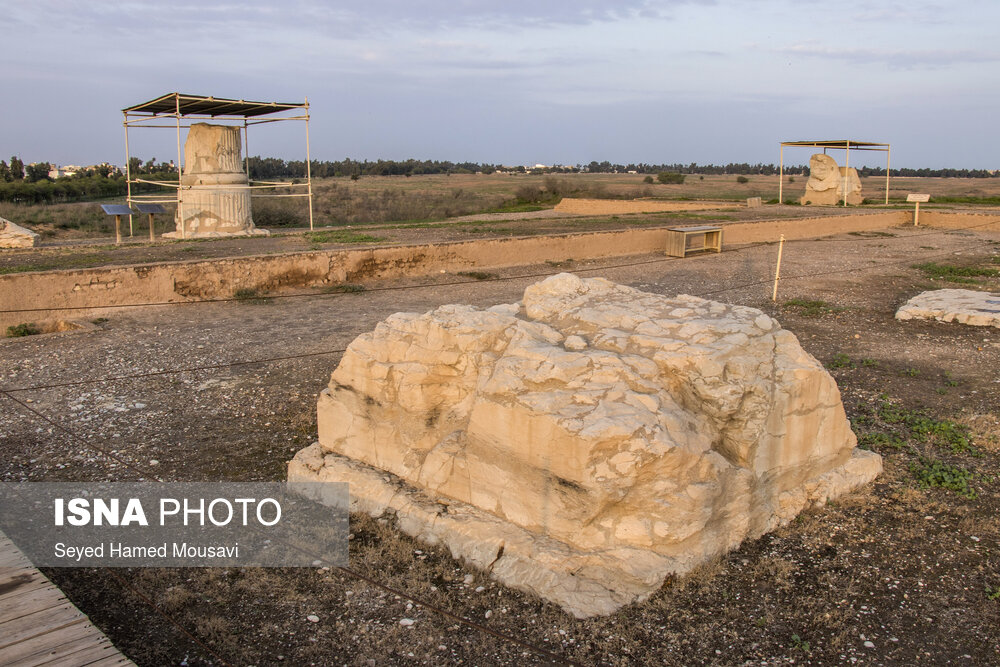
[[665, 225, 723, 258]]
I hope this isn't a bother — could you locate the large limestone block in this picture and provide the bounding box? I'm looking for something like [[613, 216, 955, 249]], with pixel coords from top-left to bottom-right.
[[0, 217, 39, 248], [164, 123, 268, 239], [290, 274, 881, 617], [800, 153, 862, 205], [896, 288, 1000, 328]]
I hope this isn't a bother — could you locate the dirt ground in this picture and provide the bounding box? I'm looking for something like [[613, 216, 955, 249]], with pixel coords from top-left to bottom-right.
[[1, 222, 999, 665]]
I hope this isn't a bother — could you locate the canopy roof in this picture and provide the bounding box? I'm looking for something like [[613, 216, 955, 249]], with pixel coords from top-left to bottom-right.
[[123, 92, 306, 118], [780, 139, 889, 151]]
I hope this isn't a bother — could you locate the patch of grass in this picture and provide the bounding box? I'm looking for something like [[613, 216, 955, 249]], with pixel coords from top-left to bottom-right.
[[909, 456, 976, 499], [457, 271, 497, 281], [987, 585, 1000, 601], [912, 262, 998, 284], [826, 353, 854, 370], [232, 287, 271, 304], [91, 317, 109, 325], [790, 634, 811, 653], [858, 432, 905, 451], [848, 230, 896, 238], [482, 202, 546, 214], [901, 367, 920, 377], [306, 230, 386, 244], [6, 322, 41, 337], [861, 358, 878, 368], [784, 298, 844, 318], [321, 283, 365, 294]]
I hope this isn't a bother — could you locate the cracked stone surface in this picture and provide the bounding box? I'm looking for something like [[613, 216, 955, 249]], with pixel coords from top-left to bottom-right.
[[289, 273, 882, 617], [0, 216, 39, 248], [896, 288, 1000, 329]]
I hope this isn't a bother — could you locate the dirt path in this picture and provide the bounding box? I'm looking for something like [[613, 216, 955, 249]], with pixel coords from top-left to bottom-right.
[[2, 226, 999, 665]]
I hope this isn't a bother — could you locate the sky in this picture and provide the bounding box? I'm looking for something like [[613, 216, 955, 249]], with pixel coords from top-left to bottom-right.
[[2, 0, 998, 169]]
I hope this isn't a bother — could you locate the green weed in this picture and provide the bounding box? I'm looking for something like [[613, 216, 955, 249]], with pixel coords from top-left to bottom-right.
[[321, 283, 365, 294], [826, 353, 854, 370], [232, 288, 271, 304], [6, 322, 41, 337], [912, 262, 998, 284], [306, 230, 385, 244], [910, 457, 976, 499]]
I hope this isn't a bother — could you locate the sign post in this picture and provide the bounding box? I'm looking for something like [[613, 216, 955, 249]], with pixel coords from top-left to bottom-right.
[[906, 193, 930, 226]]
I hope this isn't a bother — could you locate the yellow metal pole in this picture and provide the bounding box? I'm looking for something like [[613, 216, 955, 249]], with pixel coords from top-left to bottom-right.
[[123, 114, 133, 239], [843, 141, 850, 207], [304, 97, 314, 231], [885, 145, 891, 205], [175, 94, 185, 240], [778, 144, 784, 204], [772, 234, 785, 302], [243, 119, 250, 181]]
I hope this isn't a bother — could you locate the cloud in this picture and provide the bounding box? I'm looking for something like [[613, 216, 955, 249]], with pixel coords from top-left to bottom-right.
[[768, 43, 1000, 69]]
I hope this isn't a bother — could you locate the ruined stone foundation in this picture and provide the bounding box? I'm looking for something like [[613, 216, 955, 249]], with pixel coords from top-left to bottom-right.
[[289, 274, 881, 617], [164, 123, 268, 239]]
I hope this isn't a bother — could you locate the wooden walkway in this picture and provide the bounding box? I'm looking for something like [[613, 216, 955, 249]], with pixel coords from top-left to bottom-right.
[[0, 531, 135, 666]]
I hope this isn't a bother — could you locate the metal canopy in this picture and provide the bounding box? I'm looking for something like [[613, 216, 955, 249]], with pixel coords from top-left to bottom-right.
[[134, 203, 165, 214], [779, 139, 891, 206], [780, 140, 889, 150], [100, 204, 133, 215], [123, 93, 307, 118], [121, 92, 315, 240]]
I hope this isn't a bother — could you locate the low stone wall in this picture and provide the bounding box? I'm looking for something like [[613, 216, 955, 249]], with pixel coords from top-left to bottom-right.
[[553, 198, 725, 214], [918, 211, 1000, 232], [0, 210, 925, 330]]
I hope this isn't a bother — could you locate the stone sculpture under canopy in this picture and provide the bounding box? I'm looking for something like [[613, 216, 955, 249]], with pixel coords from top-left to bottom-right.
[[800, 153, 862, 205], [164, 123, 268, 238], [290, 274, 882, 617]]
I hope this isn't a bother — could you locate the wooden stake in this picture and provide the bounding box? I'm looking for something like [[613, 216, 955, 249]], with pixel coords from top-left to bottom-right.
[[114, 215, 122, 245], [772, 234, 785, 302]]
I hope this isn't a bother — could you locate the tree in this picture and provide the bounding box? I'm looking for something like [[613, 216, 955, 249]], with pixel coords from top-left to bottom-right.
[[0, 160, 11, 182], [9, 156, 24, 180], [25, 162, 52, 183]]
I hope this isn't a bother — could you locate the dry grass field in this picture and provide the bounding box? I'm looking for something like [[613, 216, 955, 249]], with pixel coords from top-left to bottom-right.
[[2, 218, 999, 664], [3, 172, 999, 246]]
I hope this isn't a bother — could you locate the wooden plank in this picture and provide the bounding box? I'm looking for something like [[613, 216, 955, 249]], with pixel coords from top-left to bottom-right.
[[0, 606, 86, 650], [3, 617, 109, 665], [34, 641, 122, 666], [0, 585, 68, 625], [0, 569, 51, 600], [0, 529, 135, 666]]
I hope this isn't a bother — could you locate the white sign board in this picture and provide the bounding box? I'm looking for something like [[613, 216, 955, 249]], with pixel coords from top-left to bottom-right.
[[906, 193, 930, 203]]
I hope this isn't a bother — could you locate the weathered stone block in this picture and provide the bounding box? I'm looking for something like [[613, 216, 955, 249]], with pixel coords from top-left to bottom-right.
[[896, 288, 1000, 328], [0, 217, 39, 248], [289, 274, 881, 616]]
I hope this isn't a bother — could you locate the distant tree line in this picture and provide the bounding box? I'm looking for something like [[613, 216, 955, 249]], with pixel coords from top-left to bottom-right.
[[1, 152, 996, 205]]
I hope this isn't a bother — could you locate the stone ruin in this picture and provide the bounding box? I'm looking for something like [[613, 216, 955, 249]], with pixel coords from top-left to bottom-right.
[[897, 288, 1000, 328], [800, 153, 862, 205], [289, 274, 882, 617], [164, 123, 268, 239], [0, 216, 39, 248]]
